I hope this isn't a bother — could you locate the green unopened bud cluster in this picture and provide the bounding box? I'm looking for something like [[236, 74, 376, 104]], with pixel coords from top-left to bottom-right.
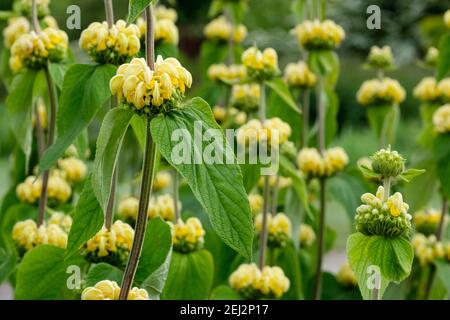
[[371, 147, 405, 178], [355, 186, 412, 237]]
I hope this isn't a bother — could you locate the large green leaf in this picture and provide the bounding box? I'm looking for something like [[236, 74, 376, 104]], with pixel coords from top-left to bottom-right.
[[239, 162, 261, 193], [308, 50, 340, 87], [85, 263, 123, 287], [15, 245, 87, 299], [162, 250, 214, 300], [434, 259, 450, 297], [40, 64, 116, 172], [65, 178, 104, 259], [150, 97, 253, 259], [434, 134, 450, 198], [437, 34, 450, 80], [265, 78, 300, 115], [210, 285, 243, 300], [128, 0, 154, 23], [48, 62, 69, 90], [6, 69, 39, 167], [275, 245, 304, 299], [135, 217, 172, 284], [92, 108, 134, 211], [347, 232, 413, 300], [141, 249, 172, 299], [366, 104, 399, 148]]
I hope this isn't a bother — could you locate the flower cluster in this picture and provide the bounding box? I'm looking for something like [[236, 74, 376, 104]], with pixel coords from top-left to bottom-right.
[[81, 280, 149, 300], [16, 173, 72, 204], [237, 118, 292, 147], [148, 194, 181, 221], [170, 217, 205, 253], [12, 219, 67, 252], [412, 234, 445, 265], [413, 77, 440, 103], [118, 196, 139, 220], [297, 147, 349, 178], [413, 209, 447, 236], [14, 0, 50, 18], [298, 224, 316, 247], [438, 78, 450, 102], [366, 45, 394, 70], [284, 61, 316, 88], [291, 19, 345, 50], [425, 47, 439, 68], [84, 221, 134, 266], [212, 105, 247, 126], [110, 57, 192, 114], [370, 147, 405, 178], [242, 47, 279, 81], [9, 27, 68, 72], [355, 186, 412, 237], [48, 212, 73, 233], [137, 17, 179, 45], [254, 213, 292, 248], [79, 20, 140, 65], [357, 78, 406, 106], [57, 157, 87, 184], [433, 104, 450, 134], [230, 83, 260, 111], [152, 171, 172, 191], [203, 16, 247, 43], [248, 193, 263, 215], [229, 263, 290, 299], [3, 16, 58, 49], [336, 262, 358, 287], [207, 63, 246, 83]]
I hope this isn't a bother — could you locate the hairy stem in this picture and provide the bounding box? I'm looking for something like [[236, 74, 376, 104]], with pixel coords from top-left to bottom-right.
[[173, 169, 180, 222], [37, 66, 57, 226], [119, 4, 156, 300], [104, 0, 114, 27], [259, 176, 270, 269], [383, 177, 391, 201], [301, 89, 310, 148]]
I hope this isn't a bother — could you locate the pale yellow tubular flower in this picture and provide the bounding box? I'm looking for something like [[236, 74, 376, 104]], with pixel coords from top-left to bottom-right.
[[58, 157, 87, 184], [297, 148, 324, 178], [148, 194, 181, 221], [413, 77, 440, 103], [357, 77, 405, 106], [85, 221, 134, 258], [12, 219, 68, 251], [155, 5, 178, 22], [204, 16, 247, 43], [81, 280, 121, 300], [171, 217, 205, 252], [291, 19, 345, 50], [48, 212, 73, 233], [323, 147, 349, 176], [3, 17, 30, 48], [153, 171, 172, 191], [242, 46, 279, 79], [284, 61, 316, 88], [299, 224, 316, 247], [444, 9, 450, 29], [438, 78, 450, 102], [118, 196, 139, 220], [248, 193, 263, 215], [433, 104, 450, 134], [336, 262, 357, 287]]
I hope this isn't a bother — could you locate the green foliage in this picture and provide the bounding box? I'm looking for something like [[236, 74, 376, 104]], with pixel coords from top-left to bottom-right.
[[48, 62, 69, 90], [15, 245, 87, 300], [92, 108, 134, 211], [437, 34, 450, 80], [274, 244, 303, 299], [264, 78, 300, 115], [40, 64, 117, 172], [162, 250, 214, 299], [434, 134, 450, 198], [366, 104, 400, 148], [239, 162, 261, 193], [210, 285, 243, 300], [347, 232, 413, 300], [85, 263, 123, 287], [128, 0, 154, 23], [150, 97, 253, 259]]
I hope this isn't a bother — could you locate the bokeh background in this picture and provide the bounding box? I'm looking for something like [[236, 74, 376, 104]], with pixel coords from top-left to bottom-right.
[[0, 0, 449, 298]]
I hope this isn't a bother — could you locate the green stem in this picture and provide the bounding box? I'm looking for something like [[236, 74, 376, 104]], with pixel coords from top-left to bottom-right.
[[104, 0, 114, 27], [383, 177, 391, 201], [226, 9, 235, 66], [173, 169, 180, 222], [259, 82, 266, 122], [301, 89, 310, 148], [105, 97, 118, 230], [31, 0, 40, 32], [271, 175, 280, 215], [313, 178, 326, 300], [258, 175, 270, 269], [119, 4, 156, 300], [37, 66, 57, 227]]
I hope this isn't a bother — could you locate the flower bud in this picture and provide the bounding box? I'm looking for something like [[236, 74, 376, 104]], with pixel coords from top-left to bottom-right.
[[371, 147, 405, 178], [366, 45, 394, 69], [299, 224, 316, 247], [170, 217, 205, 253]]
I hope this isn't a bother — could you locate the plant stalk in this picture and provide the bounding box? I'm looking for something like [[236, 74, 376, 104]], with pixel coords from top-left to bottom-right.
[[31, 0, 40, 32], [271, 175, 280, 215], [37, 66, 58, 226], [258, 175, 270, 269], [119, 4, 156, 300], [104, 0, 114, 27], [173, 169, 180, 222], [226, 9, 235, 65], [259, 82, 266, 122], [301, 89, 310, 148]]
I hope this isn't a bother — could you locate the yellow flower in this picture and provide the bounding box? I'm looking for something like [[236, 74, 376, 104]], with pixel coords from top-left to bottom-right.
[[414, 208, 447, 236], [357, 77, 406, 106], [257, 176, 292, 189], [152, 171, 172, 191], [155, 5, 178, 22], [31, 98, 48, 130], [170, 217, 205, 252], [248, 194, 263, 215], [297, 148, 324, 178], [323, 147, 349, 176], [237, 117, 291, 147], [299, 224, 316, 247], [438, 78, 450, 102], [425, 47, 439, 67], [110, 56, 192, 112], [12, 219, 67, 251], [137, 17, 179, 45], [433, 104, 450, 134], [3, 17, 30, 48], [81, 280, 149, 300], [413, 77, 440, 103], [204, 16, 247, 43], [118, 196, 139, 220], [412, 234, 445, 265], [367, 45, 394, 69], [284, 61, 316, 88], [48, 212, 72, 233], [291, 19, 345, 50], [213, 105, 226, 123], [58, 157, 87, 184], [79, 20, 141, 64], [386, 192, 408, 217], [336, 262, 357, 287], [444, 9, 450, 29], [231, 83, 260, 111], [242, 47, 279, 80], [16, 172, 72, 204], [207, 63, 246, 83], [148, 194, 182, 221], [10, 27, 68, 72], [85, 221, 134, 259]]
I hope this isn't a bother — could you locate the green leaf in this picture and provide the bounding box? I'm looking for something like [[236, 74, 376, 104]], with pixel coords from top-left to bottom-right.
[[324, 87, 339, 145], [135, 217, 172, 284], [437, 34, 450, 80], [274, 245, 304, 299], [128, 0, 154, 23], [15, 245, 87, 299], [92, 108, 134, 211], [40, 64, 117, 172], [358, 164, 382, 180], [162, 250, 214, 300], [291, 0, 306, 22], [155, 42, 178, 59], [347, 232, 413, 300], [308, 50, 339, 87], [48, 62, 69, 90], [418, 104, 439, 149], [434, 134, 450, 198], [208, 0, 225, 18], [210, 285, 243, 300], [6, 69, 39, 168], [131, 114, 146, 150], [434, 259, 450, 296], [279, 155, 312, 220], [366, 104, 399, 147], [150, 97, 253, 259], [265, 78, 300, 115], [239, 162, 261, 193], [65, 178, 104, 259], [141, 249, 172, 299], [399, 168, 426, 183], [85, 263, 123, 287]]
